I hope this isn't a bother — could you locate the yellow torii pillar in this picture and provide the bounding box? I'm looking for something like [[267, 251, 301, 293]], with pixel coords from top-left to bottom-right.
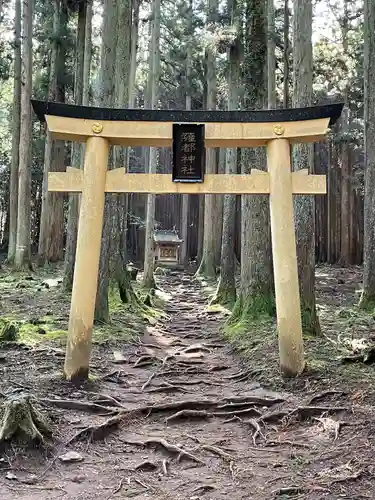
[[32, 100, 343, 383]]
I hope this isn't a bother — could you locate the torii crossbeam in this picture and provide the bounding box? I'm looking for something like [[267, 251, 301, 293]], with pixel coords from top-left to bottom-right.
[[32, 100, 343, 382]]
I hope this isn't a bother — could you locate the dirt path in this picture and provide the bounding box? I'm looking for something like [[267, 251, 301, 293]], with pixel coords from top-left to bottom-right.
[[0, 270, 374, 499]]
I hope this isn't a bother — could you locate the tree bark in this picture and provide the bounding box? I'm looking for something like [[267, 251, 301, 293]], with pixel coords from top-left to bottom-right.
[[180, 0, 193, 268], [7, 0, 21, 263], [213, 0, 239, 306], [128, 0, 139, 108], [14, 0, 34, 270], [196, 0, 218, 279], [94, 0, 118, 323], [292, 0, 320, 335], [233, 0, 274, 321], [283, 0, 289, 108], [267, 0, 276, 109], [38, 0, 66, 265], [339, 1, 351, 266], [142, 0, 161, 289], [112, 0, 137, 304], [360, 0, 375, 309], [63, 0, 88, 291]]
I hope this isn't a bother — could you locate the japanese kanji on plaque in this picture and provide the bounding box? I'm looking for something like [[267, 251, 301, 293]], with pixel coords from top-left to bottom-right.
[[172, 123, 205, 182]]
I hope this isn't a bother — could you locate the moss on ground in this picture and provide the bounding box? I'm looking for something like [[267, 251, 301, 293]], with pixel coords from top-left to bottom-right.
[[220, 295, 375, 396], [223, 315, 277, 358], [0, 317, 66, 347], [92, 281, 170, 344]]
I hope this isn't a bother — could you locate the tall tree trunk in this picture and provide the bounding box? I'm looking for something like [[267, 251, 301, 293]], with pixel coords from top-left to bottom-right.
[[142, 0, 161, 289], [38, 0, 66, 265], [360, 0, 375, 309], [14, 0, 34, 270], [125, 0, 139, 259], [196, 0, 218, 279], [283, 0, 289, 108], [112, 0, 137, 304], [233, 0, 274, 322], [213, 0, 239, 306], [7, 0, 21, 263], [83, 0, 92, 106], [180, 0, 193, 268], [292, 0, 320, 335], [128, 0, 139, 108], [63, 0, 87, 291], [339, 1, 351, 266], [267, 0, 276, 109], [197, 196, 204, 262], [94, 0, 118, 322], [45, 0, 68, 263], [214, 149, 225, 266]]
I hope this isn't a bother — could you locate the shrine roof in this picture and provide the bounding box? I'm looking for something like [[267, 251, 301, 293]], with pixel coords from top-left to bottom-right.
[[153, 230, 183, 244]]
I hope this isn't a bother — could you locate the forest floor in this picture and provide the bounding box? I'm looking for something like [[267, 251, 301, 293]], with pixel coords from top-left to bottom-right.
[[0, 264, 374, 499]]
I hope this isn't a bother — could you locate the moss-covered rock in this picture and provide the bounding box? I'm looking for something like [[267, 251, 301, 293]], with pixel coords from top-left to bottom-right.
[[0, 322, 19, 342]]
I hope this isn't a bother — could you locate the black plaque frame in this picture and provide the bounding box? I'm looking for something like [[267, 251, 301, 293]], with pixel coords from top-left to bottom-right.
[[172, 123, 205, 183]]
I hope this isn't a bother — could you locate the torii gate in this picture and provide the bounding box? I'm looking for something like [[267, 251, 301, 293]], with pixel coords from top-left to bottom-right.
[[32, 100, 343, 383]]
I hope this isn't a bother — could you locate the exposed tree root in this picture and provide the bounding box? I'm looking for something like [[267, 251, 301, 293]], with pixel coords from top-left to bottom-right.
[[199, 444, 234, 462], [167, 379, 223, 387], [262, 406, 350, 424], [179, 344, 211, 354], [133, 356, 161, 368], [134, 460, 158, 471], [192, 484, 216, 494], [137, 341, 163, 350], [166, 410, 212, 423], [266, 440, 310, 449], [223, 369, 262, 382], [0, 393, 51, 443], [218, 397, 283, 409], [145, 383, 189, 394], [213, 408, 262, 418], [307, 390, 347, 405], [84, 392, 127, 409], [261, 411, 290, 423], [174, 359, 205, 367], [107, 478, 125, 499], [208, 364, 230, 372], [224, 369, 252, 380], [101, 370, 130, 383], [146, 399, 218, 414], [39, 399, 115, 415], [134, 477, 153, 491], [141, 373, 156, 391], [68, 414, 125, 444], [162, 354, 176, 366], [246, 418, 265, 445], [124, 438, 204, 464], [162, 459, 169, 475]]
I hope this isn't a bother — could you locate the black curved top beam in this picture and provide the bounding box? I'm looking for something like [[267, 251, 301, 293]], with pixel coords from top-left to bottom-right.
[[31, 100, 344, 127]]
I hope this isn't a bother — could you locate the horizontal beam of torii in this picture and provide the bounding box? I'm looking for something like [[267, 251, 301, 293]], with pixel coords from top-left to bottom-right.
[[48, 169, 326, 195], [31, 100, 344, 384]]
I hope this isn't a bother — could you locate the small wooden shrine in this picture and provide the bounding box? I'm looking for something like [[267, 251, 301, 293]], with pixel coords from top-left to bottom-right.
[[153, 229, 183, 267]]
